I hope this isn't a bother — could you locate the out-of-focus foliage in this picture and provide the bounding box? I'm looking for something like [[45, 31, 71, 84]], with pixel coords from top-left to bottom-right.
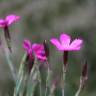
[[0, 0, 96, 96]]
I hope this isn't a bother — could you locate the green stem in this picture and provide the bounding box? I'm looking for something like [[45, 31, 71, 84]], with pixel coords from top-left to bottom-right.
[[35, 63, 42, 96], [35, 55, 42, 96], [26, 72, 38, 96], [4, 48, 16, 82], [45, 64, 50, 96], [13, 73, 24, 96], [49, 84, 55, 96], [75, 85, 82, 96], [62, 67, 66, 96], [13, 53, 27, 96], [75, 77, 84, 96]]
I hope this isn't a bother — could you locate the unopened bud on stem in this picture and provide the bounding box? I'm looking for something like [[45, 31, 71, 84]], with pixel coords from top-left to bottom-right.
[[82, 61, 88, 80], [43, 40, 49, 60], [25, 54, 35, 73]]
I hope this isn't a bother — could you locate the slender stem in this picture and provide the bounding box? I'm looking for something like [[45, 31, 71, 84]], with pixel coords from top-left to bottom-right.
[[49, 84, 55, 96], [17, 53, 27, 80], [4, 48, 16, 82], [13, 53, 27, 96], [33, 54, 43, 96], [75, 85, 82, 96], [20, 73, 29, 96], [75, 77, 84, 96], [62, 67, 66, 96], [34, 56, 42, 96], [26, 72, 38, 96], [13, 73, 23, 96], [45, 62, 50, 96], [37, 66, 42, 96]]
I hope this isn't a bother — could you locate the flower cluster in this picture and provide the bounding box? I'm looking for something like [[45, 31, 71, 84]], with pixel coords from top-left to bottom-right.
[[0, 14, 88, 96], [23, 39, 47, 61]]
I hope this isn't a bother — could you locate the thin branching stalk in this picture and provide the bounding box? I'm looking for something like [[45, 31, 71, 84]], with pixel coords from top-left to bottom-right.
[[17, 53, 27, 80], [49, 84, 55, 96], [36, 64, 42, 96], [62, 51, 68, 96], [62, 67, 66, 96], [34, 56, 42, 96], [13, 53, 27, 96], [14, 73, 24, 96], [75, 77, 86, 96], [26, 72, 38, 96], [19, 73, 29, 96], [45, 61, 50, 96], [4, 48, 16, 82], [26, 63, 38, 96], [75, 84, 82, 96]]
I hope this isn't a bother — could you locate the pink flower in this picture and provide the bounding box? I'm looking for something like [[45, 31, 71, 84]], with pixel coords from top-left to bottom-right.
[[32, 43, 47, 61], [23, 39, 46, 61], [0, 14, 20, 27], [50, 33, 83, 51], [23, 39, 33, 58]]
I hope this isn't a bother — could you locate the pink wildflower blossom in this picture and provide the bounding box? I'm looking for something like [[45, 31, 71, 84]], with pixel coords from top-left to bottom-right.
[[0, 14, 20, 52], [0, 14, 20, 27], [50, 33, 83, 51], [23, 39, 46, 61], [23, 39, 33, 58], [32, 43, 47, 61]]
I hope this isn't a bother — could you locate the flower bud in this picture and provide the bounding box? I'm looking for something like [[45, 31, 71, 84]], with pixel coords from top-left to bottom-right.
[[25, 54, 35, 73], [63, 51, 68, 69], [43, 40, 49, 60], [82, 61, 88, 80]]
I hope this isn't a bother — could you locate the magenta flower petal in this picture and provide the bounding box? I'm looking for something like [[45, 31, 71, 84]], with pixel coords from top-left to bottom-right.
[[28, 48, 33, 56], [73, 46, 81, 50], [32, 43, 47, 61], [23, 39, 31, 50], [32, 44, 44, 52], [36, 55, 46, 60], [50, 38, 63, 50], [0, 19, 5, 27], [6, 15, 20, 25], [69, 46, 81, 51], [23, 39, 33, 58], [70, 39, 83, 50], [60, 33, 71, 45], [50, 33, 83, 51]]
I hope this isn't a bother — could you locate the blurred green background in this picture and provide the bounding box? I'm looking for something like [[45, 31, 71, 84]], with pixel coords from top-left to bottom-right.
[[0, 0, 96, 96]]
